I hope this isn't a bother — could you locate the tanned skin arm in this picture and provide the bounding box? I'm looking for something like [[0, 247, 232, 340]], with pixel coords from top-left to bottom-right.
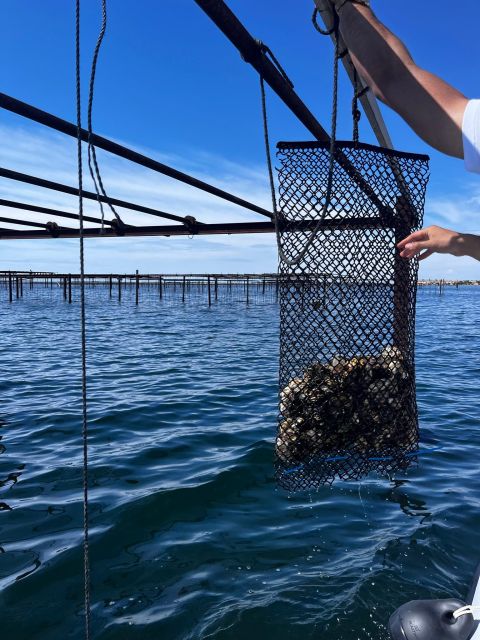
[[333, 2, 468, 158]]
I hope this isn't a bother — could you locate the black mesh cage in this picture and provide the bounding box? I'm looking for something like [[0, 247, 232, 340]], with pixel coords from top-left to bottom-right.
[[275, 141, 430, 490]]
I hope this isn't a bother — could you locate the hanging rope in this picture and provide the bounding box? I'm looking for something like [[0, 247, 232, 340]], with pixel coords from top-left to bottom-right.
[[352, 67, 369, 144], [87, 0, 123, 232], [75, 1, 91, 638], [259, 12, 340, 267]]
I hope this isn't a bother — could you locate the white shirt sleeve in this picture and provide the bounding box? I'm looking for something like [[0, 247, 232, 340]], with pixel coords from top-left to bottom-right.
[[463, 99, 480, 174]]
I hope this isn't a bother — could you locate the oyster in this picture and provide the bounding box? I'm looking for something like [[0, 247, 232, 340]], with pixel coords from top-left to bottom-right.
[[277, 345, 415, 463]]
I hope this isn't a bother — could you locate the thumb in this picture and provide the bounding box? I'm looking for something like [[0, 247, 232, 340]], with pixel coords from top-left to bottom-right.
[[418, 249, 434, 261]]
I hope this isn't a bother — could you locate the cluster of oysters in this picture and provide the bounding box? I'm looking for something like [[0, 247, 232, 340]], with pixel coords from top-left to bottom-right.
[[276, 346, 415, 463]]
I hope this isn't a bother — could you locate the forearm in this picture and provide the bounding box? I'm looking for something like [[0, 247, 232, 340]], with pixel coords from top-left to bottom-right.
[[335, 3, 467, 158], [336, 3, 415, 104]]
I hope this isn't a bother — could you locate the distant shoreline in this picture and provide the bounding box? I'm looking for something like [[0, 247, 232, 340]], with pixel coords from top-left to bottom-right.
[[418, 280, 480, 286]]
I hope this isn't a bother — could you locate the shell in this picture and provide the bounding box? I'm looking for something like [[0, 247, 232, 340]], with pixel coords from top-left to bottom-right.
[[278, 345, 415, 461]]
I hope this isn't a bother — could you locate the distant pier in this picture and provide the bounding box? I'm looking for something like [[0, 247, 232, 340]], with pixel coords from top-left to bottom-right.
[[0, 271, 282, 305], [1, 271, 477, 306]]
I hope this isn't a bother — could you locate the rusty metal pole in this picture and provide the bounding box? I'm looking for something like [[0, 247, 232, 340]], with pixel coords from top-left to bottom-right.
[[393, 197, 412, 355]]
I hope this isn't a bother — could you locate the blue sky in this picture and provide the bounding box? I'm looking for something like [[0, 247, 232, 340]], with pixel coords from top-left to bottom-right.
[[1, 0, 479, 277]]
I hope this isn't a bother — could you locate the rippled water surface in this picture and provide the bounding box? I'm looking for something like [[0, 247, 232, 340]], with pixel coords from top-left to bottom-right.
[[0, 284, 479, 640]]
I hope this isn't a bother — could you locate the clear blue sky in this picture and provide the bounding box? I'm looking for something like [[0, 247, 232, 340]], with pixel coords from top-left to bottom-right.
[[1, 0, 479, 277]]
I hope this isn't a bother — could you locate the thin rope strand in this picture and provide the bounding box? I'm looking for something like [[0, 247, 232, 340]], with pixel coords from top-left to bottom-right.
[[87, 0, 122, 229], [75, 2, 91, 639], [453, 605, 480, 620]]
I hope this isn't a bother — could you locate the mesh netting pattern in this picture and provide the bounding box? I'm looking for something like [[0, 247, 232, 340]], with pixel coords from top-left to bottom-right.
[[275, 141, 430, 490]]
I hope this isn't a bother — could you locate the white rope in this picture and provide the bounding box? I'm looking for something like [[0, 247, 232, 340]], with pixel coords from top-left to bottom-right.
[[453, 605, 480, 620]]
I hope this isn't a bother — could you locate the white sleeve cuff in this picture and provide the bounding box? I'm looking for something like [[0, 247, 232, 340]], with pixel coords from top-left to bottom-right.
[[463, 99, 480, 174]]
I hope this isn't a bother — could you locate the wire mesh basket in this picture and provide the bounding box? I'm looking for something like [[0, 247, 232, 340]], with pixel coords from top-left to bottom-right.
[[275, 141, 430, 490]]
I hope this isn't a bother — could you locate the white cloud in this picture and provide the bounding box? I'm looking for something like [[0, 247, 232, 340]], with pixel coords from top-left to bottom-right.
[[0, 123, 277, 273]]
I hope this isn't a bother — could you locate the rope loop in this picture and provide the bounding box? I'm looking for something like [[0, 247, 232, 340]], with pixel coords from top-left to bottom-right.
[[311, 7, 337, 36], [255, 39, 294, 89]]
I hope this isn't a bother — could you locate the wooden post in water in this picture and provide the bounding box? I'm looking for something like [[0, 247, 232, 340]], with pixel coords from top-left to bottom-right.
[[8, 272, 13, 303], [246, 275, 250, 305], [159, 276, 163, 300], [182, 275, 186, 303], [68, 274, 72, 303], [118, 277, 122, 302], [215, 277, 218, 301], [19, 276, 23, 298], [63, 276, 67, 301], [207, 275, 211, 306], [109, 275, 113, 298], [135, 270, 139, 305]]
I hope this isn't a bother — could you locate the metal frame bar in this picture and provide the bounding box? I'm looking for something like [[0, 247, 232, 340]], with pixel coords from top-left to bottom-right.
[[0, 198, 109, 226], [0, 92, 273, 220], [0, 216, 387, 240], [0, 215, 71, 230], [0, 168, 202, 226], [0, 1, 399, 241], [193, 0, 393, 217]]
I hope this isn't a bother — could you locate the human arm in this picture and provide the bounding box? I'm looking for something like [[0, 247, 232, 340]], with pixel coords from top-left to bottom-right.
[[330, 1, 468, 159], [397, 225, 480, 261]]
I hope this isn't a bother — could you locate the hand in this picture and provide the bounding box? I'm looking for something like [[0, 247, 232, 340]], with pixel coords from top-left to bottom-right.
[[397, 225, 463, 261]]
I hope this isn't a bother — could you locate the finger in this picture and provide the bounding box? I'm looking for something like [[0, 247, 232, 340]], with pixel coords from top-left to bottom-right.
[[418, 249, 434, 261], [399, 240, 431, 258], [397, 230, 429, 249]]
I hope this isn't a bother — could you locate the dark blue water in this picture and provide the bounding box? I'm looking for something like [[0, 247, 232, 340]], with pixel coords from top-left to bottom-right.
[[0, 284, 479, 640]]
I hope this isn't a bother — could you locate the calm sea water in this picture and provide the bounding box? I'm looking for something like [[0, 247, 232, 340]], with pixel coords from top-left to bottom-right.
[[0, 283, 479, 640]]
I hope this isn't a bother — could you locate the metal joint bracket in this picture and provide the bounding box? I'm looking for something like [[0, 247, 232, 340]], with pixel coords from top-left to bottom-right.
[[110, 219, 127, 236], [184, 215, 199, 234], [46, 221, 60, 238]]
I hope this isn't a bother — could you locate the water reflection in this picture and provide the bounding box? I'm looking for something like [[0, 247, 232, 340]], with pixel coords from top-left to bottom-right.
[[383, 479, 431, 520], [0, 417, 16, 512]]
